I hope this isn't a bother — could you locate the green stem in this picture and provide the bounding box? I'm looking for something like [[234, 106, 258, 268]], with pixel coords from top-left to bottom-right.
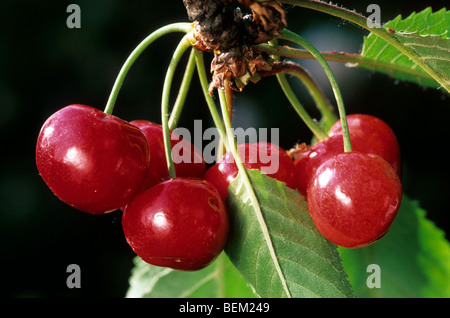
[[193, 55, 230, 297], [260, 60, 337, 132], [285, 64, 338, 126], [161, 35, 192, 179], [269, 39, 329, 141], [168, 48, 196, 131], [218, 88, 237, 160], [254, 43, 362, 63], [196, 48, 291, 297], [103, 22, 191, 115], [277, 0, 450, 93], [253, 44, 435, 82], [218, 80, 238, 157], [194, 49, 228, 146], [276, 72, 329, 141], [279, 29, 352, 152]]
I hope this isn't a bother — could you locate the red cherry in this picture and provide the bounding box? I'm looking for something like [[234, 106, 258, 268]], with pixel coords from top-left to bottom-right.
[[294, 114, 401, 195], [36, 105, 150, 214], [204, 142, 296, 201], [328, 114, 401, 175], [122, 178, 229, 271], [130, 120, 206, 189], [293, 135, 343, 196], [307, 152, 402, 248]]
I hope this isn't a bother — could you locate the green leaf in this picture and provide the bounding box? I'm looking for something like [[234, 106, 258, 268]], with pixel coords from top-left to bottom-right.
[[339, 195, 450, 298], [225, 169, 354, 298], [126, 253, 257, 298], [361, 7, 450, 90]]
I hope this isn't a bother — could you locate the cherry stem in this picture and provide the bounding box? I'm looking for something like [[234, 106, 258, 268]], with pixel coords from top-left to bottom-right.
[[279, 29, 352, 152], [194, 53, 234, 294], [218, 80, 239, 160], [168, 48, 196, 131], [217, 81, 235, 158], [268, 39, 329, 142], [161, 35, 192, 179], [253, 43, 434, 82], [259, 61, 337, 129], [194, 49, 229, 148], [103, 22, 191, 115], [218, 84, 240, 166], [277, 71, 330, 142]]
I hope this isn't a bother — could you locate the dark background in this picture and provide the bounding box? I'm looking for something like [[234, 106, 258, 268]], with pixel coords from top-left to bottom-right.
[[1, 0, 448, 297]]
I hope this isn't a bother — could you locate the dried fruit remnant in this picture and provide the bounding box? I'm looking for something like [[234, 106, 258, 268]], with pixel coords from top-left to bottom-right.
[[183, 0, 287, 94], [287, 142, 310, 160]]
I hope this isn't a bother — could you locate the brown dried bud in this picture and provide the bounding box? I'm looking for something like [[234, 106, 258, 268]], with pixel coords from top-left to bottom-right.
[[183, 0, 287, 93], [287, 143, 310, 160]]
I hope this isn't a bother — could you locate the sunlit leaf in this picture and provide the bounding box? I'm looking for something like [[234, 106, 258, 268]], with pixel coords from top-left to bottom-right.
[[225, 169, 354, 298], [361, 7, 450, 90], [339, 195, 450, 298]]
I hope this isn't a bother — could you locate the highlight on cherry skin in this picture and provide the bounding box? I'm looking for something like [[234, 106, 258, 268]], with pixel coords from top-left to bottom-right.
[[306, 151, 403, 248], [204, 142, 296, 201], [35, 104, 150, 214], [122, 177, 229, 271], [294, 114, 401, 196]]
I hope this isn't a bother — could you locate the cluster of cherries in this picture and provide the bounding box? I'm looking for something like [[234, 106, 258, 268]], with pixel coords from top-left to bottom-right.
[[205, 112, 402, 249], [36, 104, 402, 271]]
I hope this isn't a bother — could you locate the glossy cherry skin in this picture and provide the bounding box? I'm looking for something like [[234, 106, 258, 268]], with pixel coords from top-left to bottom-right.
[[130, 120, 206, 189], [294, 114, 401, 195], [307, 152, 402, 248], [204, 142, 296, 201], [36, 104, 150, 214], [122, 178, 229, 271], [328, 114, 401, 176], [294, 135, 343, 196]]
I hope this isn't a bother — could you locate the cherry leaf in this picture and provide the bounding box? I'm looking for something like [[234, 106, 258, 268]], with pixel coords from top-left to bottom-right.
[[126, 253, 257, 298], [361, 7, 450, 90], [225, 169, 354, 298], [339, 194, 450, 298]]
